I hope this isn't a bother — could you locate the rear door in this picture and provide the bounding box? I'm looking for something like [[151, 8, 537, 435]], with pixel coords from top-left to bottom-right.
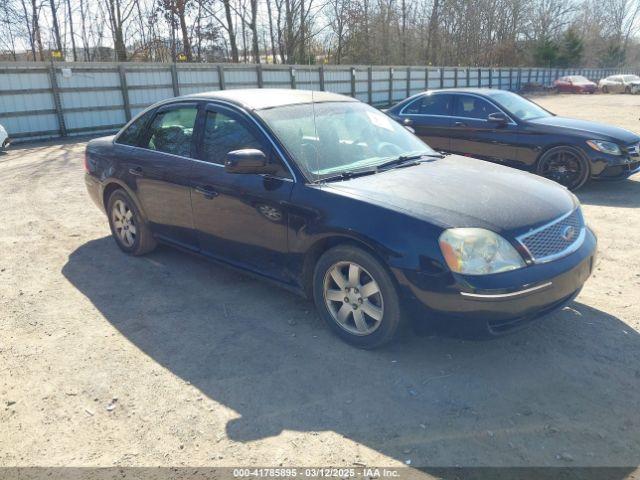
[[189, 103, 294, 281], [128, 102, 200, 249], [448, 94, 519, 164], [398, 93, 454, 151]]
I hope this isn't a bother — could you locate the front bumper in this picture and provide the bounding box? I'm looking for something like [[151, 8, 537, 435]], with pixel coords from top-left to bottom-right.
[[593, 160, 640, 180], [397, 228, 597, 337]]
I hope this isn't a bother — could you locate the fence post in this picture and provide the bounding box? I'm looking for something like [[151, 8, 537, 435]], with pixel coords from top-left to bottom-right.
[[367, 66, 373, 104], [351, 67, 356, 97], [489, 69, 493, 88], [48, 64, 66, 137], [170, 63, 180, 96], [257, 64, 264, 88], [118, 65, 131, 122], [217, 65, 226, 90], [508, 68, 513, 90], [498, 69, 502, 89], [388, 67, 394, 105], [477, 68, 481, 87], [319, 65, 325, 91], [439, 68, 444, 89], [466, 68, 470, 87], [425, 67, 429, 90], [290, 66, 297, 89], [454, 67, 458, 88], [406, 67, 411, 97]]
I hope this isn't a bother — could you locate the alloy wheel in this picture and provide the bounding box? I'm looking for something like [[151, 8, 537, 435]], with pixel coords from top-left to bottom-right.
[[539, 149, 585, 190], [111, 199, 137, 247], [323, 261, 384, 336]]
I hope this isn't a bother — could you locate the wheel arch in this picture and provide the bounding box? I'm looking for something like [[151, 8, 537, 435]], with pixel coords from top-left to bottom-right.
[[300, 234, 395, 299], [102, 179, 149, 222]]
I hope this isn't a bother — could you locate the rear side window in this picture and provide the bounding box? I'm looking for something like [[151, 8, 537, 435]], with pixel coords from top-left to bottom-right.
[[144, 106, 198, 158], [454, 95, 499, 119], [403, 94, 452, 116], [116, 110, 154, 146]]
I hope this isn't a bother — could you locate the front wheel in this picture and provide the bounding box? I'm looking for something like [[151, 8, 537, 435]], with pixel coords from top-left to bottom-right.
[[536, 146, 590, 191], [313, 245, 403, 348]]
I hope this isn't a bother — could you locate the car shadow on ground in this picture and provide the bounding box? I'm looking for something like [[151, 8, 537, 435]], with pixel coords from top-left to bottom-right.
[[578, 177, 640, 208], [62, 237, 640, 471]]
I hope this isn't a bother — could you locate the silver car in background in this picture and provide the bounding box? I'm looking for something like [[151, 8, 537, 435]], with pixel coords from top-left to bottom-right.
[[599, 74, 640, 94]]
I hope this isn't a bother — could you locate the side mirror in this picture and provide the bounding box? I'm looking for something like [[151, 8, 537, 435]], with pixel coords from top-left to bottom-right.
[[487, 112, 509, 125], [224, 149, 277, 175], [403, 118, 413, 126]]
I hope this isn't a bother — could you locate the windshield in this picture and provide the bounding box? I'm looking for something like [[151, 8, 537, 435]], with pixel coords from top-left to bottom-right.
[[257, 101, 436, 180], [623, 75, 640, 82], [488, 91, 552, 121]]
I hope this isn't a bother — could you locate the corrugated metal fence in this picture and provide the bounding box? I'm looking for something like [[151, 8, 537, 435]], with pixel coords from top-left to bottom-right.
[[0, 62, 635, 142]]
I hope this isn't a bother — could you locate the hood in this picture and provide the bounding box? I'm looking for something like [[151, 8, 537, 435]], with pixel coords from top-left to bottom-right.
[[528, 116, 640, 143], [324, 155, 575, 235]]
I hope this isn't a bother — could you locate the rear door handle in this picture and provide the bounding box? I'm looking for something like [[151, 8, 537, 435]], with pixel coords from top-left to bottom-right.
[[195, 185, 218, 199], [129, 166, 143, 176], [454, 121, 467, 127]]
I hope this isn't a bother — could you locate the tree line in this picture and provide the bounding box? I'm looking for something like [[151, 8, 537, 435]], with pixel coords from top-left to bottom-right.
[[0, 0, 639, 67]]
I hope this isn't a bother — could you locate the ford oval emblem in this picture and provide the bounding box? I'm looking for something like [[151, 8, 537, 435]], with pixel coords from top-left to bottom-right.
[[561, 225, 576, 242]]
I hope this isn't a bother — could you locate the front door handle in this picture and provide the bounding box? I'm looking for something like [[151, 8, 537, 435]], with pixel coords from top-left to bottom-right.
[[195, 185, 218, 199], [129, 166, 143, 176], [454, 121, 467, 127]]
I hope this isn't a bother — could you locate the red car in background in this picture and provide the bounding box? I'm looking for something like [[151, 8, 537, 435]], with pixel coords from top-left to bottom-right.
[[554, 75, 597, 93]]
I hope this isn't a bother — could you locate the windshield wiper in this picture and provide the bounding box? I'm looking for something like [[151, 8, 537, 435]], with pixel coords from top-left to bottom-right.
[[317, 168, 378, 183], [376, 152, 442, 171]]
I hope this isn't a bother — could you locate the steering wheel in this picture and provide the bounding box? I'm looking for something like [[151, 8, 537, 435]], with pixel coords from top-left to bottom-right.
[[376, 142, 402, 157]]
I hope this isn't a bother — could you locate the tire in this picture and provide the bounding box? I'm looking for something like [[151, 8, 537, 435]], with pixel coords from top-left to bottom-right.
[[602, 86, 609, 94], [536, 146, 590, 191], [625, 86, 631, 94], [107, 189, 157, 255], [313, 245, 403, 349]]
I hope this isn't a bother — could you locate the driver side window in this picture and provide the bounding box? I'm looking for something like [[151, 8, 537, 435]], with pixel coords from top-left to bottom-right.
[[202, 109, 291, 178], [454, 95, 500, 120]]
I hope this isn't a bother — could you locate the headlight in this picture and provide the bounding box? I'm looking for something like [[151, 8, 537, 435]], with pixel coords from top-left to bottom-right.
[[439, 228, 525, 275], [586, 139, 621, 155]]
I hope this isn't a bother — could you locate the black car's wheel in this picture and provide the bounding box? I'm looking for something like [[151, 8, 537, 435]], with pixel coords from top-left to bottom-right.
[[536, 146, 590, 191], [602, 86, 609, 93], [107, 189, 157, 255], [313, 245, 403, 349]]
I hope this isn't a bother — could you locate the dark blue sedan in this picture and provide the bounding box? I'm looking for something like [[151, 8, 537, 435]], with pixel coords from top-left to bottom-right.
[[386, 88, 640, 190], [85, 89, 596, 348]]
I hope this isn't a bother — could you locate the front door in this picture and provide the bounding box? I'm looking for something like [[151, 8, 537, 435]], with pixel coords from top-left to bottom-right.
[[190, 104, 294, 281], [128, 102, 200, 249], [448, 94, 519, 165]]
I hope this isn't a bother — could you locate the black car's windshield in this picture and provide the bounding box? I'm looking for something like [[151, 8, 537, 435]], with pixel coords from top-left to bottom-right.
[[489, 91, 552, 121], [256, 101, 436, 180]]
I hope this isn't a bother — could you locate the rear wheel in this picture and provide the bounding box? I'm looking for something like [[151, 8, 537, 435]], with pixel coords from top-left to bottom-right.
[[107, 189, 157, 255], [602, 85, 609, 93], [536, 146, 590, 191], [313, 245, 403, 348], [625, 86, 631, 94]]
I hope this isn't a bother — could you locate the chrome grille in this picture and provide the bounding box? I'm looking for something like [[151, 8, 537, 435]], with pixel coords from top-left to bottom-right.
[[626, 142, 640, 157], [518, 208, 585, 263]]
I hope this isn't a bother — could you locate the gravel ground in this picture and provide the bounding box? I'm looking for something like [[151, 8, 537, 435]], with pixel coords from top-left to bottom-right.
[[1, 93, 640, 473]]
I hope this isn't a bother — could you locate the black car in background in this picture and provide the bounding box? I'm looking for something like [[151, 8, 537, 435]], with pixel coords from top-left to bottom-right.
[[85, 89, 596, 348], [386, 88, 640, 190]]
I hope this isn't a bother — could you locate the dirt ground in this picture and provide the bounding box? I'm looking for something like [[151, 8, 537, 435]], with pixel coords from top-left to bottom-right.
[[1, 93, 640, 474]]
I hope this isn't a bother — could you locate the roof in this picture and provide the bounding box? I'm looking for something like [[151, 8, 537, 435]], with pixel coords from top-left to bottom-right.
[[184, 88, 357, 110], [428, 88, 509, 96]]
